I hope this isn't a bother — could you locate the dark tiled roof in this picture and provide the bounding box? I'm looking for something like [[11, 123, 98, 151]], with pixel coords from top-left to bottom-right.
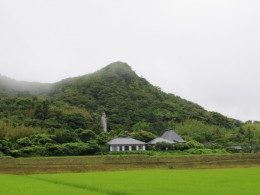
[[161, 129, 186, 143], [107, 137, 146, 145]]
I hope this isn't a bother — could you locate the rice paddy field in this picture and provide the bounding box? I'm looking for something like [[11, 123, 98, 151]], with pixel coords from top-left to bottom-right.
[[1, 167, 260, 195]]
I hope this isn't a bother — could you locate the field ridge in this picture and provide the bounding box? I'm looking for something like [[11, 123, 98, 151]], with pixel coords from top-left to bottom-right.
[[1, 153, 260, 174]]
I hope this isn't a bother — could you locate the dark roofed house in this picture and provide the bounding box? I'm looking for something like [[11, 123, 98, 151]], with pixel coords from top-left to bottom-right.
[[161, 128, 186, 143], [107, 137, 146, 152], [147, 128, 186, 145]]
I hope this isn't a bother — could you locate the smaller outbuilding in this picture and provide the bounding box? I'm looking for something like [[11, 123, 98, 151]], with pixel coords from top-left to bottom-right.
[[161, 128, 186, 143], [107, 137, 146, 152], [147, 128, 186, 145]]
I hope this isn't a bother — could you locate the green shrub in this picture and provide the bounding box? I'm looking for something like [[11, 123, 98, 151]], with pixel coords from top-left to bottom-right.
[[30, 134, 55, 145], [62, 142, 100, 156], [80, 130, 96, 142], [45, 144, 65, 156], [54, 129, 78, 144], [155, 142, 174, 151], [186, 148, 228, 155], [96, 132, 113, 145], [131, 130, 157, 142], [16, 137, 32, 147], [175, 140, 204, 151], [9, 149, 20, 158], [19, 146, 46, 157]]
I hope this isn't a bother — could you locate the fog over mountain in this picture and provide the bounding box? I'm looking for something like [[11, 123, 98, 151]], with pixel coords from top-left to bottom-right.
[[0, 0, 260, 121], [0, 74, 52, 96]]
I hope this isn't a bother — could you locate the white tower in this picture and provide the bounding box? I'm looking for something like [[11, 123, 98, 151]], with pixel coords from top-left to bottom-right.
[[101, 112, 107, 132]]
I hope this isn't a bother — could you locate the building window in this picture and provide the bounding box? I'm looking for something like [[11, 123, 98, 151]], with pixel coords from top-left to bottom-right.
[[112, 146, 117, 151]]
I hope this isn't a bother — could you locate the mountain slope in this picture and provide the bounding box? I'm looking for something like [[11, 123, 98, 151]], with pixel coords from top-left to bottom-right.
[[0, 62, 241, 135], [48, 62, 241, 133]]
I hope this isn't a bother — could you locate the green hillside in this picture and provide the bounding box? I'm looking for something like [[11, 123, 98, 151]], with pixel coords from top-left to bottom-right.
[[49, 62, 241, 132], [0, 62, 259, 157]]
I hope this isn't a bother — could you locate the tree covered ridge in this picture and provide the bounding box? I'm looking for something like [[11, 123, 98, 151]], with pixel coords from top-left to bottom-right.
[[50, 62, 241, 130], [0, 61, 250, 132], [0, 62, 259, 157]]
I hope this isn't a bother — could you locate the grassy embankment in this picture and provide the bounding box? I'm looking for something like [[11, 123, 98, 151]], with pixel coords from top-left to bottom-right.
[[1, 167, 260, 195], [0, 153, 259, 174]]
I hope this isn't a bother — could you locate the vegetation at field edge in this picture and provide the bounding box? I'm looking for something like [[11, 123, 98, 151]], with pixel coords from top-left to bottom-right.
[[0, 154, 259, 174]]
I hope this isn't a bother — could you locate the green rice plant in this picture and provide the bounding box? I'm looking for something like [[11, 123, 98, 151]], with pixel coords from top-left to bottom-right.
[[1, 167, 260, 195], [31, 167, 260, 195], [0, 174, 104, 195]]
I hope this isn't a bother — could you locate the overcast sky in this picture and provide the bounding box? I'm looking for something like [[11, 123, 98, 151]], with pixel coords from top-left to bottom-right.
[[0, 0, 260, 122]]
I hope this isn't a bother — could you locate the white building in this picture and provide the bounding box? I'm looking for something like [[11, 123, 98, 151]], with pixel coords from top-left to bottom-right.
[[107, 137, 146, 152]]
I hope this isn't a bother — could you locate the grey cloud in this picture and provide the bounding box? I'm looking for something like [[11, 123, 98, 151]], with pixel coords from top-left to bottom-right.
[[0, 0, 259, 121]]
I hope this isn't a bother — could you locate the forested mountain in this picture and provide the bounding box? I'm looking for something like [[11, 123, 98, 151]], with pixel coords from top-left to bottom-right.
[[1, 62, 241, 131], [49, 62, 241, 133], [0, 62, 259, 157]]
